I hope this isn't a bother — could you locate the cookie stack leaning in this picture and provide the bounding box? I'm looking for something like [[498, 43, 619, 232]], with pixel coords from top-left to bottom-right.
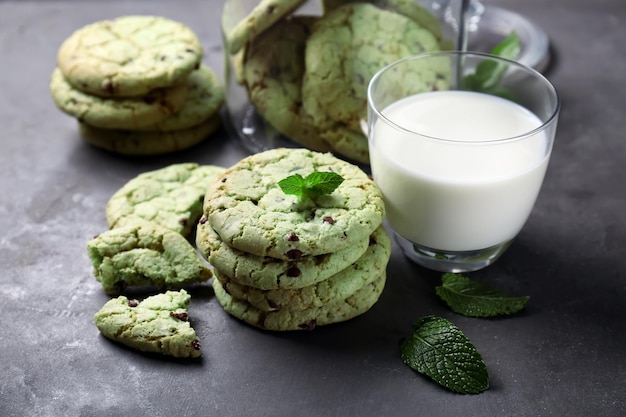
[[50, 15, 224, 155], [196, 148, 391, 331]]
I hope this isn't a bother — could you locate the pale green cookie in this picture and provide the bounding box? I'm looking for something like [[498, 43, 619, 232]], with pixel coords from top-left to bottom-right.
[[78, 113, 221, 155], [87, 223, 212, 295], [320, 126, 370, 165], [196, 220, 372, 290], [214, 225, 390, 311], [135, 65, 225, 132], [106, 163, 225, 238], [243, 16, 334, 154], [213, 269, 386, 331], [57, 15, 203, 97], [204, 148, 385, 259], [302, 3, 440, 133], [94, 290, 202, 358], [322, 0, 443, 41], [50, 68, 189, 129], [224, 0, 307, 55]]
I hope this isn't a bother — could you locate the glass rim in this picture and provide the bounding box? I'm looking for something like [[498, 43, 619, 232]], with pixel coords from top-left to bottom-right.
[[367, 50, 561, 145]]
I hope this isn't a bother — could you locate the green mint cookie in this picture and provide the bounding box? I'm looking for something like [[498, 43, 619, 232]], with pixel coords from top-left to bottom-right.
[[94, 290, 202, 358]]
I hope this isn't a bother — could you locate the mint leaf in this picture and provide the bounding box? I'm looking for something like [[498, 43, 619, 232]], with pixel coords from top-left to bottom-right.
[[278, 174, 306, 197], [279, 171, 344, 200], [436, 273, 529, 317], [463, 31, 521, 95], [491, 31, 522, 61], [303, 172, 344, 197], [400, 316, 489, 394]]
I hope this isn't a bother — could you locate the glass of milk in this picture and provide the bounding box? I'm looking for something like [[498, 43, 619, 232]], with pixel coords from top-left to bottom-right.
[[367, 51, 560, 272]]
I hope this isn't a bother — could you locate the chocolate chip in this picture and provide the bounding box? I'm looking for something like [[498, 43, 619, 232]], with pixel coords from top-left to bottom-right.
[[298, 319, 316, 331], [191, 340, 201, 350], [286, 249, 303, 260], [287, 232, 299, 242], [369, 236, 378, 245], [169, 311, 188, 321], [267, 299, 280, 310], [102, 80, 114, 94], [128, 299, 138, 307], [286, 266, 301, 277], [199, 216, 207, 225], [323, 216, 335, 225], [178, 217, 188, 226]]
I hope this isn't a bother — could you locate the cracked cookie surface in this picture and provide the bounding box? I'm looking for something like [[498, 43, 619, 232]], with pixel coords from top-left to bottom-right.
[[87, 223, 212, 295], [243, 16, 334, 154], [57, 15, 202, 97], [50, 67, 189, 129], [213, 224, 390, 311], [203, 148, 385, 259], [79, 113, 221, 155], [94, 290, 202, 358], [196, 219, 372, 290], [106, 163, 225, 235], [135, 65, 224, 132], [302, 3, 440, 134], [213, 268, 386, 331], [225, 0, 307, 55]]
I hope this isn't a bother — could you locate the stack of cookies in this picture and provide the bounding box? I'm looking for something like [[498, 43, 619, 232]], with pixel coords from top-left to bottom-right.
[[50, 15, 224, 155], [224, 0, 444, 164], [196, 148, 391, 331]]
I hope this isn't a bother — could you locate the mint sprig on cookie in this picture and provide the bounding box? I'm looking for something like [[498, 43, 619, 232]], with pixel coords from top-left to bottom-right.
[[278, 171, 344, 201]]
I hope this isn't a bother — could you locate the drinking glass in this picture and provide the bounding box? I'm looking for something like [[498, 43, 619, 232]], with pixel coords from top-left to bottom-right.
[[367, 51, 559, 272]]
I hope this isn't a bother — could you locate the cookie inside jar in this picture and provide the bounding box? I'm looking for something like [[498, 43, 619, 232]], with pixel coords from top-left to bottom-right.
[[221, 0, 455, 166]]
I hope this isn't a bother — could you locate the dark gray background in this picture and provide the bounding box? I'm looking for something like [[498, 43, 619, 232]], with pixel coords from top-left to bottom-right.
[[1, 1, 624, 416]]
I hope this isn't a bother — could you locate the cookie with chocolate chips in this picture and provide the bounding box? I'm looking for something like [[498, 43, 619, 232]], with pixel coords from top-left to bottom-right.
[[106, 163, 225, 237], [196, 219, 374, 290], [94, 290, 202, 358], [212, 267, 386, 331], [50, 67, 189, 130], [202, 148, 385, 259], [212, 224, 390, 311], [87, 223, 212, 295], [301, 3, 440, 135], [224, 0, 307, 54], [242, 15, 335, 154], [78, 113, 222, 155], [134, 65, 225, 132], [57, 15, 202, 97]]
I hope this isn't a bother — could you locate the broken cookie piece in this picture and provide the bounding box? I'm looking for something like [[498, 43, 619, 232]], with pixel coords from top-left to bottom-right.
[[94, 290, 202, 358], [87, 223, 212, 295]]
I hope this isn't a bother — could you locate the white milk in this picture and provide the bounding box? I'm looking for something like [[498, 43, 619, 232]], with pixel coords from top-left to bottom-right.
[[370, 90, 550, 252]]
